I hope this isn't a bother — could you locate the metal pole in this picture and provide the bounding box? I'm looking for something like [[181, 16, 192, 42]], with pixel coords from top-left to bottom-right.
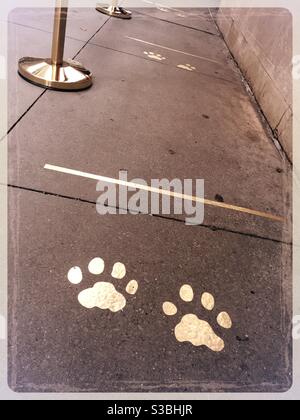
[[96, 1, 132, 19], [18, 0, 93, 91], [51, 3, 68, 67]]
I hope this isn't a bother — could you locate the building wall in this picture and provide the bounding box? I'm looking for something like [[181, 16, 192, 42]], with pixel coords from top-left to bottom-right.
[[216, 6, 293, 160]]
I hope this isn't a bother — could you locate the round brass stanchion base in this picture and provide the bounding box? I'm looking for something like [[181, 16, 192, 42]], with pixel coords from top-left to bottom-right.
[[96, 5, 132, 19], [18, 57, 93, 91]]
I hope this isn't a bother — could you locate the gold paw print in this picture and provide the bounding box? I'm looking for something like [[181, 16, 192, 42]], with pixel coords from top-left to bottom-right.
[[144, 51, 166, 61], [163, 284, 232, 352], [68, 258, 138, 313], [177, 64, 196, 72]]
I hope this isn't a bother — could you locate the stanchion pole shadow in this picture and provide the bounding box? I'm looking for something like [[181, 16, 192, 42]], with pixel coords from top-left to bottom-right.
[[96, 0, 132, 19], [18, 0, 93, 91]]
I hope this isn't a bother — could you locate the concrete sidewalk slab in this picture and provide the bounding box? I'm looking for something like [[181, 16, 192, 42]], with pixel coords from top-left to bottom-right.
[[90, 12, 239, 83], [8, 7, 109, 43], [8, 22, 87, 130], [8, 41, 290, 242], [8, 188, 292, 392], [133, 7, 219, 35]]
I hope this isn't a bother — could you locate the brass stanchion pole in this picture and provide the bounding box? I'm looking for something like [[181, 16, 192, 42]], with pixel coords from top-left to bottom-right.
[[18, 0, 92, 91], [96, 1, 132, 19]]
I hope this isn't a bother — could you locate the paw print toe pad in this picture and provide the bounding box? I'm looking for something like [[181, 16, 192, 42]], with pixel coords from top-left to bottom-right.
[[88, 257, 105, 275], [67, 266, 83, 284]]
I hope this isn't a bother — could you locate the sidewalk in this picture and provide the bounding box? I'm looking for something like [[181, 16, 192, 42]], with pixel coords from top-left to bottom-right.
[[7, 7, 292, 392]]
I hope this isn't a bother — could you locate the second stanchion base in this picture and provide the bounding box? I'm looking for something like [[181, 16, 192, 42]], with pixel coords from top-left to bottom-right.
[[18, 57, 93, 91], [96, 6, 132, 19]]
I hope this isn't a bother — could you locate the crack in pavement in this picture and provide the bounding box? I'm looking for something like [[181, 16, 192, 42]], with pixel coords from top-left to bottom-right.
[[133, 10, 219, 37], [3, 16, 111, 138], [7, 183, 291, 246]]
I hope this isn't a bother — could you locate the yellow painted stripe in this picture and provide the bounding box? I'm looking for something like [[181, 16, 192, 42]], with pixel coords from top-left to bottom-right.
[[44, 164, 284, 222]]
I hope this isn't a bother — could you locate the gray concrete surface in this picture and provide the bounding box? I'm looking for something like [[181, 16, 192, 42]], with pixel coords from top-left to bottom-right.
[[8, 24, 291, 241], [7, 22, 86, 129], [89, 12, 239, 82], [8, 188, 292, 392], [7, 7, 109, 42], [134, 7, 219, 34], [7, 7, 292, 393]]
